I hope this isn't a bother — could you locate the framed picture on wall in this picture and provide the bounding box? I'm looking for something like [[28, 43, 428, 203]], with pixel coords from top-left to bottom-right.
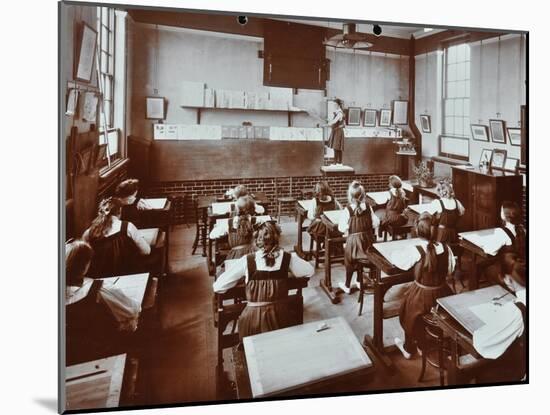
[[347, 107, 361, 126], [490, 148, 507, 170], [379, 109, 392, 127], [489, 119, 506, 144], [479, 148, 493, 167], [146, 97, 166, 120], [363, 109, 377, 127], [470, 124, 489, 142], [74, 23, 98, 83], [392, 100, 408, 125], [420, 114, 431, 133], [507, 127, 521, 146]]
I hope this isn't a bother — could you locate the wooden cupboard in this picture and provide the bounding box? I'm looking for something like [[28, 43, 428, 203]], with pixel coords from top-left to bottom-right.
[[452, 166, 523, 231]]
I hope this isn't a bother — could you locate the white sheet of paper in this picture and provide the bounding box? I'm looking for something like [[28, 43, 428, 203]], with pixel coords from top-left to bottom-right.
[[459, 228, 505, 256], [142, 198, 167, 210], [367, 191, 390, 206], [408, 203, 438, 215], [298, 200, 315, 212], [212, 202, 234, 215]]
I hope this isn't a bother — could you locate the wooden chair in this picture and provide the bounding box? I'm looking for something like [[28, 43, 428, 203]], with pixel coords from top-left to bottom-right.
[[356, 258, 377, 316], [191, 194, 208, 256], [418, 313, 449, 386], [308, 234, 324, 269], [382, 223, 413, 242], [277, 197, 297, 223]]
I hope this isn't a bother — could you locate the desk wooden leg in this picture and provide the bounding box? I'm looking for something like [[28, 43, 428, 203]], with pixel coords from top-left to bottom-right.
[[294, 212, 310, 260], [447, 340, 460, 385], [470, 253, 479, 290], [320, 234, 338, 304]]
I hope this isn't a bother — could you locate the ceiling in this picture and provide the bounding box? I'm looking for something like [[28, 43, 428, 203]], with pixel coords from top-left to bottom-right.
[[274, 18, 431, 39]]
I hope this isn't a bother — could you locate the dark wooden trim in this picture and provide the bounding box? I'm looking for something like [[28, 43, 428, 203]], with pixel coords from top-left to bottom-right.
[[408, 36, 421, 163], [128, 9, 411, 55], [414, 30, 508, 55]]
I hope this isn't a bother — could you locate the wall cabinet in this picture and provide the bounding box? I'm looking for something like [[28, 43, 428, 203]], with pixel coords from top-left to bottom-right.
[[452, 166, 523, 231]]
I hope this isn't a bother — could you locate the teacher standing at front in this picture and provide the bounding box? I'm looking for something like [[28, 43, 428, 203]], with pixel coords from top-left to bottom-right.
[[326, 98, 345, 165]]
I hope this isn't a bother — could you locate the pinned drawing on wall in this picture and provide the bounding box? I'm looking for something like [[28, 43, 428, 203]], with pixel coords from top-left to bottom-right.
[[379, 109, 392, 127], [146, 96, 166, 120], [82, 92, 98, 122], [489, 119, 506, 144], [490, 148, 507, 170], [74, 23, 97, 83], [363, 109, 377, 127], [65, 89, 79, 116], [507, 127, 521, 146], [347, 107, 361, 126], [420, 114, 431, 133]]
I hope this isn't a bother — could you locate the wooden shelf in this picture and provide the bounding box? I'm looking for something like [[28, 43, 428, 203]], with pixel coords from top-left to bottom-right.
[[180, 105, 308, 127]]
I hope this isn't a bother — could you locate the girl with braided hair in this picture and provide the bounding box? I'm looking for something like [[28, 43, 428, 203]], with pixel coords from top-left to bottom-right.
[[213, 222, 314, 339], [394, 212, 455, 359], [337, 181, 380, 294], [82, 197, 152, 277]]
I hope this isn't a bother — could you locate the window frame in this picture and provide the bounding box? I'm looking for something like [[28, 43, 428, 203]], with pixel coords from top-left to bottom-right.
[[440, 40, 472, 160]]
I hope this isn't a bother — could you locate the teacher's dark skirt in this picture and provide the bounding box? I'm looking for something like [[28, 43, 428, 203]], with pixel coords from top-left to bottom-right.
[[328, 127, 345, 151]]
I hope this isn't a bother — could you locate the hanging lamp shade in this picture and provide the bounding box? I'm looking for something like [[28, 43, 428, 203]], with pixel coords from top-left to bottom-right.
[[323, 23, 373, 50]]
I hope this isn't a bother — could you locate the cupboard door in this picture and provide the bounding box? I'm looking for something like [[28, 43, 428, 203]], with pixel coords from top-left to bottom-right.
[[473, 176, 496, 229], [452, 168, 472, 231]]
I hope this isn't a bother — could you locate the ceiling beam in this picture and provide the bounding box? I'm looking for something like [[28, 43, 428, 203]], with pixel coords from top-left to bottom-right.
[[414, 29, 508, 55]]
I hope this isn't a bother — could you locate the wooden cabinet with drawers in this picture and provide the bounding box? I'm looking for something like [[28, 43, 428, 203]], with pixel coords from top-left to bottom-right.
[[452, 166, 523, 231]]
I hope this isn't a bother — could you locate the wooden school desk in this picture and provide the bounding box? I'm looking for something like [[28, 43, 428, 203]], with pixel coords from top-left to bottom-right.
[[458, 228, 503, 290], [294, 199, 314, 260], [99, 272, 153, 311], [433, 285, 515, 385], [364, 238, 428, 368], [234, 317, 374, 399], [405, 202, 438, 221], [138, 228, 166, 275], [65, 354, 138, 411], [320, 209, 346, 303], [366, 191, 390, 210], [137, 198, 172, 269], [403, 180, 439, 204]]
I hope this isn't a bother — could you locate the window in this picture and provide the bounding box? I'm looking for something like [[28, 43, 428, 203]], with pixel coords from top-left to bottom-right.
[[440, 42, 470, 160], [96, 7, 121, 167]]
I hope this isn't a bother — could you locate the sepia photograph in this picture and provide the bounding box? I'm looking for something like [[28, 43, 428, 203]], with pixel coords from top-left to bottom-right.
[[59, 1, 528, 413]]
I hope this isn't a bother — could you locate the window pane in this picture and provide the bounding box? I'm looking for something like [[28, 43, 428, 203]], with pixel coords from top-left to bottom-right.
[[465, 63, 470, 80], [104, 76, 112, 100], [447, 81, 456, 98], [456, 44, 465, 62], [457, 63, 465, 81], [454, 117, 463, 136], [445, 117, 454, 134], [448, 46, 456, 64], [464, 44, 471, 61], [456, 81, 465, 97], [455, 99, 464, 116], [102, 26, 109, 48], [101, 7, 109, 26], [465, 81, 470, 98], [445, 99, 455, 116], [447, 64, 457, 82], [108, 130, 119, 155]]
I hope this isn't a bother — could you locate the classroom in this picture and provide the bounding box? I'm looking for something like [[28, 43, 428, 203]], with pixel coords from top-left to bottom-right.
[[61, 2, 527, 411]]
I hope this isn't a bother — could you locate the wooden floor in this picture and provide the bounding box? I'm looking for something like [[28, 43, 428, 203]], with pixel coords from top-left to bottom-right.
[[138, 216, 456, 406]]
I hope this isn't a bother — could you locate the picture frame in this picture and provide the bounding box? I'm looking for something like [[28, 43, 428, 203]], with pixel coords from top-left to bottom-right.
[[74, 23, 98, 83], [470, 124, 489, 142], [379, 109, 392, 127], [479, 148, 493, 167], [489, 119, 506, 144], [146, 96, 166, 120], [507, 127, 521, 146], [504, 157, 519, 172], [347, 107, 361, 126], [420, 114, 431, 133], [392, 100, 408, 125], [490, 148, 507, 170], [363, 109, 377, 127]]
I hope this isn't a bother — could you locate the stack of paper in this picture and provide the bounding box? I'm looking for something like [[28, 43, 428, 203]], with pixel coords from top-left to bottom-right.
[[180, 81, 205, 107]]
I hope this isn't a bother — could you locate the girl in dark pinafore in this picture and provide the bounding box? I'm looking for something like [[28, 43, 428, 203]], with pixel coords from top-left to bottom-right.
[[326, 98, 346, 165], [337, 181, 380, 294], [379, 175, 408, 236], [307, 181, 342, 240], [431, 180, 465, 244], [209, 195, 259, 260], [213, 222, 314, 339], [395, 213, 455, 359], [82, 198, 153, 278]]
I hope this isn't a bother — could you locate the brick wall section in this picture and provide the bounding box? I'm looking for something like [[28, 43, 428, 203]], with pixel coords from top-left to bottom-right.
[[142, 174, 392, 224]]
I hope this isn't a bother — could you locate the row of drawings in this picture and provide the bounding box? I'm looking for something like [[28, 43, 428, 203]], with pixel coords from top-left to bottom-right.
[[180, 81, 295, 111], [153, 124, 323, 141]]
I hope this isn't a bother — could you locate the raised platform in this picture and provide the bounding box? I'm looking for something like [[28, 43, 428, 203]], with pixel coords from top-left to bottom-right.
[[320, 164, 355, 176]]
